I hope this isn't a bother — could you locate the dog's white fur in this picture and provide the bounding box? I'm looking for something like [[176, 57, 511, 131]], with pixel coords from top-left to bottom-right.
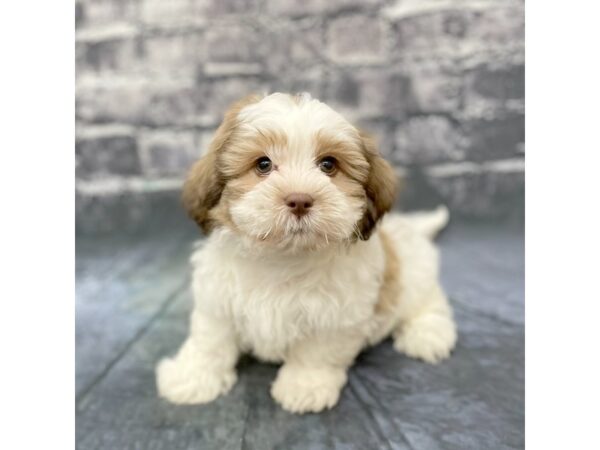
[[156, 93, 457, 413]]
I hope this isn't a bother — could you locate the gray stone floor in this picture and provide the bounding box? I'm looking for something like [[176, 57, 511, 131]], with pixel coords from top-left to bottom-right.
[[76, 220, 524, 450]]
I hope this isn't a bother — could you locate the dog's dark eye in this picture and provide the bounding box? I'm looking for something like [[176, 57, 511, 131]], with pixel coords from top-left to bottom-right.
[[318, 157, 337, 175], [256, 157, 273, 175]]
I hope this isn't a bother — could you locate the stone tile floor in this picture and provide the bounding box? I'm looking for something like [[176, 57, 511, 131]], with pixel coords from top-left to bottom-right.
[[76, 219, 524, 449]]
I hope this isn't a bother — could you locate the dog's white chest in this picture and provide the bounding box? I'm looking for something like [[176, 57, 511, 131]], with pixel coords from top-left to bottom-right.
[[192, 234, 385, 362], [231, 260, 380, 361]]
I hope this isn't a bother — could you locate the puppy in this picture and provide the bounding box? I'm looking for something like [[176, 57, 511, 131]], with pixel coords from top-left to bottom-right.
[[156, 93, 457, 414]]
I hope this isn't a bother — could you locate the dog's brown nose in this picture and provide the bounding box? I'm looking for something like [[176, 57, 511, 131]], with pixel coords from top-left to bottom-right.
[[285, 193, 314, 218]]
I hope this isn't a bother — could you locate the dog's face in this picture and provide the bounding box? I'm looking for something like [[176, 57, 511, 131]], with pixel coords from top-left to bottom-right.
[[183, 93, 397, 251]]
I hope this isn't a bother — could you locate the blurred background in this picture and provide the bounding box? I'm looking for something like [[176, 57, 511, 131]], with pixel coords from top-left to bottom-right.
[[75, 0, 524, 234]]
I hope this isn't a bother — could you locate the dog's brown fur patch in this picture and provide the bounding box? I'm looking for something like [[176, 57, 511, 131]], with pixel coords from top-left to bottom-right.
[[314, 131, 370, 184], [375, 229, 401, 314], [182, 94, 262, 232], [356, 131, 398, 240], [219, 128, 288, 180], [209, 170, 265, 231]]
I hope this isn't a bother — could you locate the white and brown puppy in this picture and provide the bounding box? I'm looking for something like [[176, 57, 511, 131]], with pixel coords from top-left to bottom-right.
[[156, 92, 457, 414]]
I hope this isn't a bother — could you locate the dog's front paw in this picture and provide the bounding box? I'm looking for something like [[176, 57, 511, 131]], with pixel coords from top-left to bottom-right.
[[271, 364, 347, 414], [156, 357, 237, 405]]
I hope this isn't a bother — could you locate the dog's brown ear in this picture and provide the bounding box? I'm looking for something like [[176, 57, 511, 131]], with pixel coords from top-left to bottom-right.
[[182, 94, 262, 233], [182, 150, 222, 233], [357, 132, 398, 240]]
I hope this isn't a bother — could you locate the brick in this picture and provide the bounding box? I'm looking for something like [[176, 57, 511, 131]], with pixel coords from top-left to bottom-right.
[[138, 129, 199, 177], [205, 25, 263, 65], [359, 72, 412, 119], [392, 11, 466, 56], [76, 127, 142, 178], [140, 0, 201, 26], [422, 159, 524, 219], [76, 1, 85, 28], [143, 84, 201, 127], [261, 19, 325, 76], [462, 112, 524, 161], [327, 15, 386, 64], [394, 116, 466, 165], [76, 79, 201, 127], [141, 31, 203, 77], [77, 79, 147, 124], [408, 67, 461, 113], [388, 3, 523, 57], [462, 63, 524, 118], [463, 5, 524, 52], [328, 73, 360, 107], [77, 36, 143, 75], [269, 66, 326, 101], [77, 0, 140, 28], [288, 24, 324, 65], [466, 63, 524, 101], [325, 70, 412, 121], [198, 76, 268, 123]]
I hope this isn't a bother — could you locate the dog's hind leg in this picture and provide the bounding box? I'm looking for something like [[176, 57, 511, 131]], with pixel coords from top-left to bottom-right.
[[392, 284, 457, 364]]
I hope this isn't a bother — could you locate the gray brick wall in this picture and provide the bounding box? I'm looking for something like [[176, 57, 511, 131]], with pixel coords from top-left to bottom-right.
[[76, 0, 524, 233]]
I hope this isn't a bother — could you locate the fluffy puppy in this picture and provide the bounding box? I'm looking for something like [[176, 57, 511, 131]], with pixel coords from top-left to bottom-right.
[[156, 93, 457, 414]]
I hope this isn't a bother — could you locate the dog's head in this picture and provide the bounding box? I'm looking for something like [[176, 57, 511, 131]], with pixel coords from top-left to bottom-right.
[[183, 93, 397, 250]]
